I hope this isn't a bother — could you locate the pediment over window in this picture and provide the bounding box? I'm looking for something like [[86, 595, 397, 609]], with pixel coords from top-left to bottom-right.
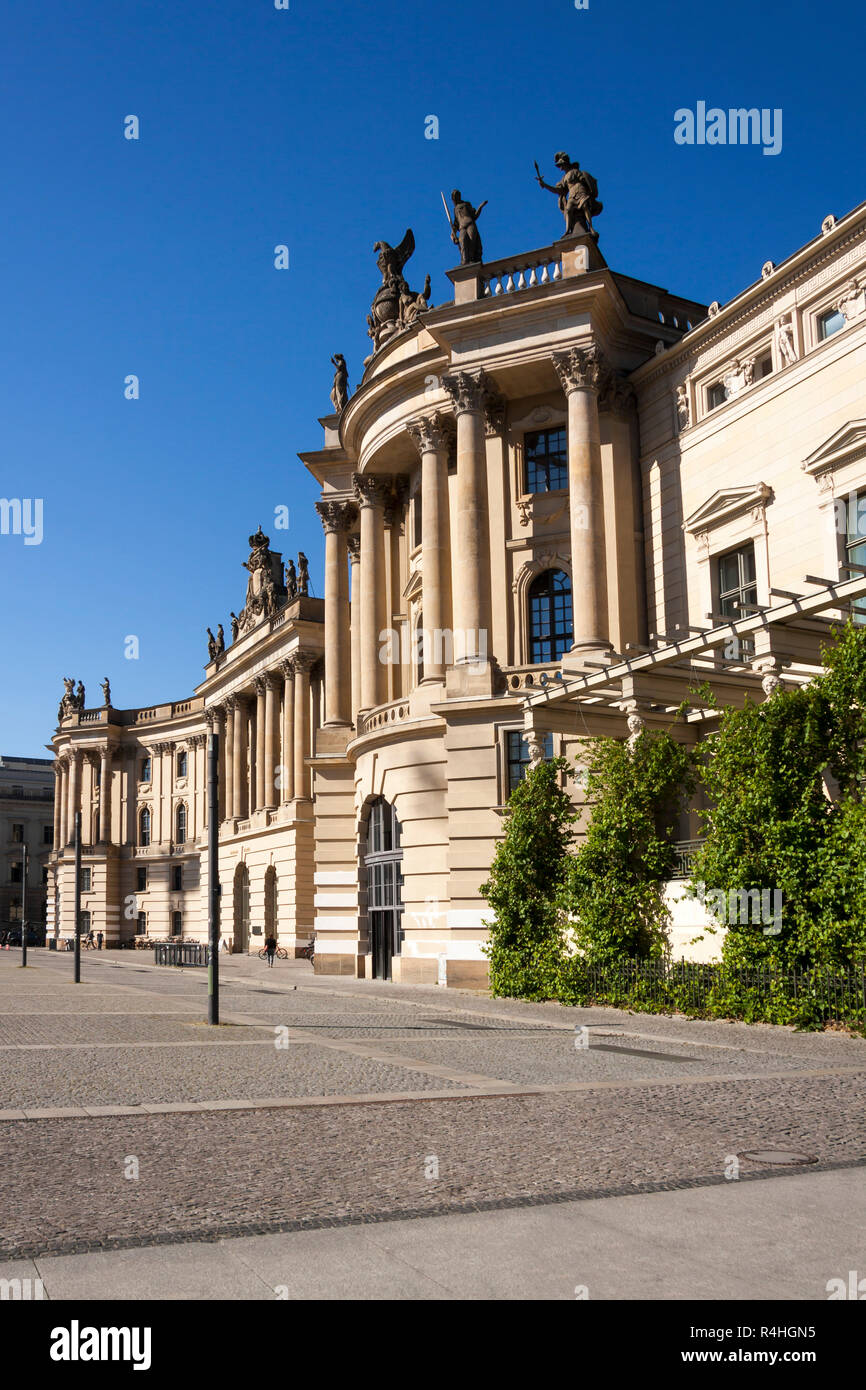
[[802, 420, 866, 478], [402, 566, 423, 602], [682, 483, 772, 534]]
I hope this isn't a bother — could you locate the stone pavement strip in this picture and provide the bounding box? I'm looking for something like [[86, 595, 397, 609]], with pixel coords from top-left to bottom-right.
[[1, 950, 865, 1277]]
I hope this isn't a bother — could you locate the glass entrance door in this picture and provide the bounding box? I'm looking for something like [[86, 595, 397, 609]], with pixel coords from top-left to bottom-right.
[[365, 800, 403, 981]]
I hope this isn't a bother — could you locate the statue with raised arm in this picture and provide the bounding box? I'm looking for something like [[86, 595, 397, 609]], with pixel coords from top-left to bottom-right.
[[534, 152, 603, 239], [100, 676, 111, 706], [330, 353, 349, 412], [448, 189, 487, 265]]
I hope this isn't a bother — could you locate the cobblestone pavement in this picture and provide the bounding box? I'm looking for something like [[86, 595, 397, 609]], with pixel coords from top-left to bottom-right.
[[1, 950, 865, 1260]]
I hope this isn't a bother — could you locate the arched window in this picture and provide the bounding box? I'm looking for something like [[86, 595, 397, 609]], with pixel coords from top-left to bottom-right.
[[264, 865, 278, 938], [139, 806, 151, 847], [528, 569, 573, 663], [175, 803, 186, 845], [177, 750, 188, 778]]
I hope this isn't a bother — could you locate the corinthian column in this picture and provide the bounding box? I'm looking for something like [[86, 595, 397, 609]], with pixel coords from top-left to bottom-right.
[[353, 475, 389, 710], [552, 345, 611, 653], [280, 660, 295, 801], [66, 750, 82, 846], [408, 412, 453, 682], [292, 652, 317, 799], [53, 762, 63, 850], [254, 678, 267, 811], [98, 745, 113, 844], [263, 673, 279, 810], [347, 535, 361, 723], [223, 696, 235, 821], [316, 499, 356, 726], [233, 696, 247, 817], [441, 370, 498, 665]]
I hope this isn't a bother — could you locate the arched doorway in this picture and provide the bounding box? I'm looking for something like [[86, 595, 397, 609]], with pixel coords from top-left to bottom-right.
[[364, 798, 403, 980], [233, 862, 250, 953]]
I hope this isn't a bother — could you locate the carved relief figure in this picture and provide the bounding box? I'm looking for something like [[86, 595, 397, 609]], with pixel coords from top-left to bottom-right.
[[534, 152, 603, 239], [676, 383, 690, 431], [774, 316, 797, 366]]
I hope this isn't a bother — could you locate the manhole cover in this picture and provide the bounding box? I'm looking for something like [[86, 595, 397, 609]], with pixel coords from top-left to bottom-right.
[[739, 1149, 817, 1166]]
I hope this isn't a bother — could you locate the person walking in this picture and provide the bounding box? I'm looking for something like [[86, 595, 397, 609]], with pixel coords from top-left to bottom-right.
[[264, 934, 277, 968], [97, 931, 104, 951]]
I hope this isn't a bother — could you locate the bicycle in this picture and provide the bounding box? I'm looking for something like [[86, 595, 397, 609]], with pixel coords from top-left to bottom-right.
[[299, 937, 315, 965], [258, 945, 289, 961]]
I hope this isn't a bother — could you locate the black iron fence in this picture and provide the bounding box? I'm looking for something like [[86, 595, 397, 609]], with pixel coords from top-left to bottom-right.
[[563, 956, 866, 1032], [153, 942, 209, 968]]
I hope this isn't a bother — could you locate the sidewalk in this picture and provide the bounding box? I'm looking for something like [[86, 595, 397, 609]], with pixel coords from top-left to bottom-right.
[[2, 1167, 862, 1300]]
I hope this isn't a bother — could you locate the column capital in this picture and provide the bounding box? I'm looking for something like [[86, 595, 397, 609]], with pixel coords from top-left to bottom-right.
[[151, 740, 174, 754], [316, 498, 358, 534], [406, 411, 454, 456], [279, 658, 295, 681], [346, 533, 361, 561], [291, 649, 319, 676], [552, 344, 610, 395], [441, 367, 500, 419], [188, 732, 207, 748], [352, 473, 391, 510], [252, 676, 268, 697]]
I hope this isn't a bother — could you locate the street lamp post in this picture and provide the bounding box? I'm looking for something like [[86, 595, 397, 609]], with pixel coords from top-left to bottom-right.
[[73, 811, 82, 984], [207, 730, 220, 1025], [21, 842, 27, 968]]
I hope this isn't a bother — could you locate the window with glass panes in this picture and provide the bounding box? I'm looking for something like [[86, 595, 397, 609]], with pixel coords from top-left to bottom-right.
[[846, 494, 866, 625], [525, 427, 567, 493], [529, 570, 573, 663], [819, 308, 845, 340], [717, 543, 757, 656], [506, 730, 553, 796], [365, 799, 404, 981]]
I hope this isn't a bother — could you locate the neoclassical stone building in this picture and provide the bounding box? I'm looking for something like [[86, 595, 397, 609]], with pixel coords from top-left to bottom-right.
[[49, 192, 866, 982]]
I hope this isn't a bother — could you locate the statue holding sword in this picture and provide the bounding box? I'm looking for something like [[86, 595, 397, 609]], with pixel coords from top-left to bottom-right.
[[534, 152, 602, 240], [441, 189, 487, 265]]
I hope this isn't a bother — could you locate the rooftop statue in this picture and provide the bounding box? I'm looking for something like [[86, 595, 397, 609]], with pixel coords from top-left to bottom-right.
[[236, 526, 288, 636], [366, 229, 432, 358], [444, 189, 487, 265], [58, 676, 77, 722], [330, 353, 349, 412], [534, 152, 602, 240]]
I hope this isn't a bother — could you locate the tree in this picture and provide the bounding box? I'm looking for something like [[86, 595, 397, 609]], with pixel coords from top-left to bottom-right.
[[481, 758, 576, 998]]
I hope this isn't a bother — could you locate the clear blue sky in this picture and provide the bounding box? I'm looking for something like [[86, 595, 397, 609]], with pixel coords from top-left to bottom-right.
[[1, 0, 863, 754]]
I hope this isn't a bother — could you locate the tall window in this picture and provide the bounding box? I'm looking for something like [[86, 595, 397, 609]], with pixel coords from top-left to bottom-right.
[[136, 911, 147, 936], [707, 381, 727, 411], [140, 756, 151, 784], [43, 824, 53, 845], [525, 427, 567, 493], [528, 569, 573, 663], [80, 911, 91, 936], [81, 868, 92, 892], [136, 866, 148, 892], [139, 807, 151, 847], [12, 824, 24, 843], [172, 911, 183, 937], [177, 750, 188, 778], [413, 491, 423, 549], [717, 543, 758, 619], [846, 495, 866, 625], [175, 803, 186, 845], [506, 730, 553, 797], [172, 865, 183, 892]]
